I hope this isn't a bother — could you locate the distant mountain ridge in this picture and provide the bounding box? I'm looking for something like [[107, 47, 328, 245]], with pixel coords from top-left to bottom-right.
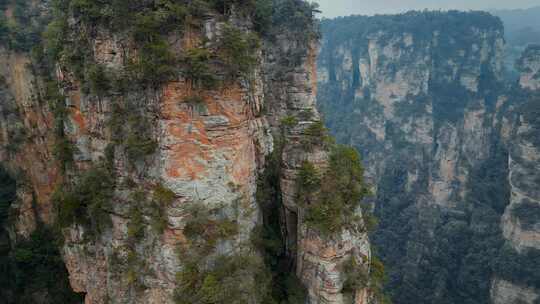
[[490, 6, 540, 33], [487, 6, 540, 80], [490, 6, 540, 45]]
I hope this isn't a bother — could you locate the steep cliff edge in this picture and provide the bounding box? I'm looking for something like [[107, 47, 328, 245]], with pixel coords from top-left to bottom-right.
[[318, 12, 538, 304], [492, 45, 540, 304], [0, 0, 378, 303]]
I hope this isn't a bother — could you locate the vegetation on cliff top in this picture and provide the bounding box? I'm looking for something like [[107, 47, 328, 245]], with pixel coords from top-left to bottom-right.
[[296, 145, 372, 235], [321, 10, 503, 45], [294, 142, 388, 302]]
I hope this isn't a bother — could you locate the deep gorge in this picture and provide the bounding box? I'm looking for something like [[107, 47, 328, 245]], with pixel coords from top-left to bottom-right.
[[0, 1, 539, 304], [317, 11, 540, 304]]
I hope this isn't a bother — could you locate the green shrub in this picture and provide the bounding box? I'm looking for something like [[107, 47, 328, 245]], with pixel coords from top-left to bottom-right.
[[298, 109, 314, 121], [131, 1, 189, 37], [219, 23, 260, 78], [183, 94, 208, 114], [0, 166, 16, 227], [129, 38, 177, 87], [280, 115, 298, 128], [5, 121, 27, 154], [150, 210, 168, 234], [341, 255, 388, 303], [0, 16, 8, 44], [55, 165, 114, 236], [183, 94, 205, 105], [283, 274, 308, 303], [42, 18, 68, 60], [70, 0, 103, 24], [127, 206, 145, 241], [149, 183, 175, 233], [297, 146, 371, 235], [125, 133, 158, 163], [181, 48, 217, 89], [369, 256, 389, 303], [53, 137, 75, 165], [341, 256, 369, 294], [61, 35, 92, 80], [108, 105, 157, 164], [493, 245, 540, 290], [253, 0, 273, 34], [109, 102, 126, 141], [125, 249, 148, 290], [124, 112, 158, 164], [3, 227, 84, 303], [182, 203, 239, 255], [304, 120, 327, 137], [174, 252, 270, 304], [85, 63, 111, 96], [271, 0, 320, 43], [301, 121, 333, 151], [296, 161, 320, 203], [4, 0, 43, 52], [153, 183, 176, 205]]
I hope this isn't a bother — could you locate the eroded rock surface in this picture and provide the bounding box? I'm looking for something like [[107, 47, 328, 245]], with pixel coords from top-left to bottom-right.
[[0, 1, 373, 304]]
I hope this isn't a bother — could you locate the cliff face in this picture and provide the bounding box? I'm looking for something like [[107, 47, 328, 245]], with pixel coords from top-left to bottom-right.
[[318, 12, 539, 304], [263, 33, 372, 304], [0, 1, 373, 304], [319, 12, 505, 207], [492, 46, 540, 304], [56, 19, 269, 304]]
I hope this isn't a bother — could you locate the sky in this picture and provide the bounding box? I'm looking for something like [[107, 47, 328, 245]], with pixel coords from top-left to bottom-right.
[[313, 0, 540, 18]]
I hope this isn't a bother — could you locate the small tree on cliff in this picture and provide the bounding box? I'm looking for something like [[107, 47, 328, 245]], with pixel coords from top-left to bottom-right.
[[297, 145, 372, 235]]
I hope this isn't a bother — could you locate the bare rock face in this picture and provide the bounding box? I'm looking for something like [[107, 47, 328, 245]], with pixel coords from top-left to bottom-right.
[[517, 45, 540, 91], [0, 50, 59, 227], [0, 1, 374, 304], [57, 22, 269, 303], [501, 120, 540, 251], [491, 279, 539, 304]]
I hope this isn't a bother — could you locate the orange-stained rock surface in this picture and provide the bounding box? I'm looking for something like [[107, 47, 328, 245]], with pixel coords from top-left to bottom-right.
[[160, 80, 260, 187], [0, 50, 60, 225], [0, 6, 373, 304]]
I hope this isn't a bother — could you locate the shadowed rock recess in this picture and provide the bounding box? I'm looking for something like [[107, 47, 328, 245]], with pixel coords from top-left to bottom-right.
[[0, 0, 383, 304], [318, 11, 540, 304]]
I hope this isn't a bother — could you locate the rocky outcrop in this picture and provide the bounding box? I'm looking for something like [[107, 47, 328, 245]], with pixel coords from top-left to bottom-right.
[[491, 279, 539, 304], [517, 45, 540, 91], [0, 1, 373, 303], [263, 17, 372, 303]]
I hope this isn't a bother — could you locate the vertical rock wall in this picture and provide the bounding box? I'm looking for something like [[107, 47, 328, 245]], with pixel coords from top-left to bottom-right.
[[0, 1, 374, 303], [317, 12, 538, 304], [263, 21, 372, 304], [492, 45, 540, 304]]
